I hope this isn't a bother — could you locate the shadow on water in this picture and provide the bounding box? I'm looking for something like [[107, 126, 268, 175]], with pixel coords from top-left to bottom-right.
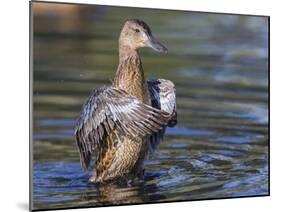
[[31, 2, 268, 211], [16, 203, 29, 211]]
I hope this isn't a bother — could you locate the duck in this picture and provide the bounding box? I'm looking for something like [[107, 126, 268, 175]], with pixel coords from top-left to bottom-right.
[[75, 19, 177, 183]]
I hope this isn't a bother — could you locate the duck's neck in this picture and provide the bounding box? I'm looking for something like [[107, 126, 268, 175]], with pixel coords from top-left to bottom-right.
[[113, 47, 147, 102]]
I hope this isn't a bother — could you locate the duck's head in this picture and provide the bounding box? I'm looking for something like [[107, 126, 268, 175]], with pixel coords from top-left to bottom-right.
[[119, 19, 168, 53]]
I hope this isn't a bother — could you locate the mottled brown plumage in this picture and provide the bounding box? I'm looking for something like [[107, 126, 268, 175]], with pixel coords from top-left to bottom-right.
[[75, 19, 177, 183]]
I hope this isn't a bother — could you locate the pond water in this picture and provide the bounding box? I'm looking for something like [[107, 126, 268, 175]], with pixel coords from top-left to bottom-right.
[[31, 3, 269, 210]]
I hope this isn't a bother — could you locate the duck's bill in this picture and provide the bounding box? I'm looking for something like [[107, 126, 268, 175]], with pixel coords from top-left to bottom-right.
[[146, 36, 168, 53]]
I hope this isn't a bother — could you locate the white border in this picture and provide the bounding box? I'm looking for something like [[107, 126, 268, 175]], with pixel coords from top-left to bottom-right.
[[1, 0, 278, 212]]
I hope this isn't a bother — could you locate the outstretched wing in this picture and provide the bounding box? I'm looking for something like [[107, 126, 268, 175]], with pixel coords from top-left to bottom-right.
[[75, 87, 170, 170], [147, 78, 177, 151]]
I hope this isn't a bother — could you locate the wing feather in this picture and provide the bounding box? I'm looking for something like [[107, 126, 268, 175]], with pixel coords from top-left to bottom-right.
[[147, 78, 177, 152], [75, 87, 170, 170]]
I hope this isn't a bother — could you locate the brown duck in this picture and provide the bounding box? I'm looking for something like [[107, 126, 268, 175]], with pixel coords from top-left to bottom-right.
[[75, 19, 177, 183]]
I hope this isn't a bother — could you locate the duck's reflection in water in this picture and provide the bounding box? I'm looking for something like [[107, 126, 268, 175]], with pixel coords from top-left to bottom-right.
[[80, 173, 166, 206]]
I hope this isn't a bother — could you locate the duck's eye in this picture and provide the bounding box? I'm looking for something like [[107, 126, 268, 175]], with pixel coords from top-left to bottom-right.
[[134, 28, 140, 33]]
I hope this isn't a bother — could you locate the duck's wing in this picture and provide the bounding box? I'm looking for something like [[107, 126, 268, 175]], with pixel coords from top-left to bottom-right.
[[75, 87, 170, 170], [147, 78, 177, 151]]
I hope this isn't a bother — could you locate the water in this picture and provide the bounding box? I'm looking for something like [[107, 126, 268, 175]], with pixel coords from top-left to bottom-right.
[[31, 3, 269, 210]]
